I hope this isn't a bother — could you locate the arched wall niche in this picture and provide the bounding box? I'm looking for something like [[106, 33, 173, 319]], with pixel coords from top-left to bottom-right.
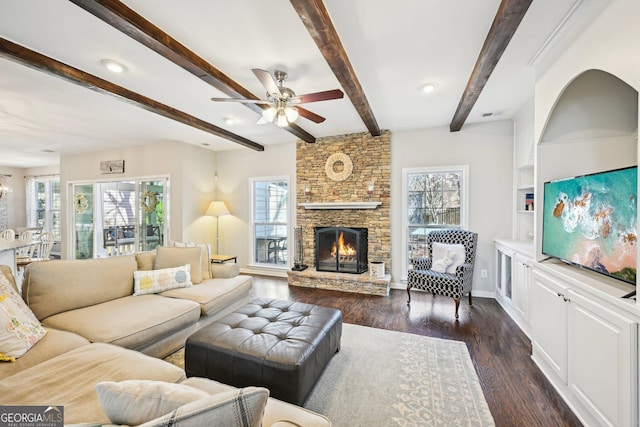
[[535, 69, 638, 259], [540, 69, 638, 145]]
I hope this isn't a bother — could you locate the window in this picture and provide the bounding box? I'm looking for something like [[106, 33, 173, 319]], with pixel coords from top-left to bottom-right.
[[402, 166, 469, 279], [251, 177, 289, 267], [26, 175, 61, 240]]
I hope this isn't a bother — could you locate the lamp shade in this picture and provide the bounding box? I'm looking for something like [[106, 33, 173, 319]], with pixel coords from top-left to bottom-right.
[[205, 201, 230, 217]]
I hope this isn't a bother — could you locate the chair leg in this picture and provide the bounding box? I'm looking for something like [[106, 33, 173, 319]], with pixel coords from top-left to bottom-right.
[[454, 298, 460, 319], [406, 286, 412, 304], [468, 291, 473, 306]]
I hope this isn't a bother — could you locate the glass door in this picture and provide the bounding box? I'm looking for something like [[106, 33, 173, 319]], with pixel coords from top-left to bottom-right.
[[139, 179, 167, 252], [99, 180, 136, 257], [71, 177, 169, 259], [72, 184, 95, 259]]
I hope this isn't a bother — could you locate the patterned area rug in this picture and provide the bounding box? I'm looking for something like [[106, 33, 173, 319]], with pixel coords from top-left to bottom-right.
[[165, 323, 495, 427]]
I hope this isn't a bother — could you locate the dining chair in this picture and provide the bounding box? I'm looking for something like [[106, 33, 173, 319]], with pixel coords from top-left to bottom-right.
[[31, 231, 54, 261], [0, 229, 15, 241], [16, 230, 37, 259]]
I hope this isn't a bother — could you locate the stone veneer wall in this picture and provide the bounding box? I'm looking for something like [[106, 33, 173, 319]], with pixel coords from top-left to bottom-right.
[[296, 130, 391, 273]]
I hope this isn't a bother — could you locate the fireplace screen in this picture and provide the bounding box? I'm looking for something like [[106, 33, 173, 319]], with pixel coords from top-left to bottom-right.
[[315, 227, 368, 274]]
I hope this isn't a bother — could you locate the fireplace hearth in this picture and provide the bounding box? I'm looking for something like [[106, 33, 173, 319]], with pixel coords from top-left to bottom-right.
[[315, 226, 368, 274]]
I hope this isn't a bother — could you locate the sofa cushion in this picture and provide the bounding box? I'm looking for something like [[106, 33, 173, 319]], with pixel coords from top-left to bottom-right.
[[169, 241, 212, 280], [155, 246, 203, 284], [137, 387, 269, 427], [134, 264, 192, 296], [42, 295, 200, 351], [182, 377, 332, 427], [211, 262, 240, 278], [161, 275, 253, 316], [0, 328, 89, 380], [96, 380, 209, 425], [23, 256, 138, 320], [0, 343, 186, 424], [0, 271, 47, 359], [0, 266, 19, 293], [135, 251, 156, 271]]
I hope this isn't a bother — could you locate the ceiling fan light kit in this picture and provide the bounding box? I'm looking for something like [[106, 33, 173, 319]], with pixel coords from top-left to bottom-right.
[[212, 68, 343, 128]]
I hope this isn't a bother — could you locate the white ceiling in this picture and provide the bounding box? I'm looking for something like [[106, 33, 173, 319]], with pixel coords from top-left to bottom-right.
[[0, 0, 596, 167]]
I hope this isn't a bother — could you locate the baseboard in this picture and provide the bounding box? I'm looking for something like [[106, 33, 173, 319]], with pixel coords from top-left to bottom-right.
[[240, 266, 289, 278]]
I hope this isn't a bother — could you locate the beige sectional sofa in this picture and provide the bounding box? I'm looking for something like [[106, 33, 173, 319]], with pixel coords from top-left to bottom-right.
[[0, 249, 331, 426]]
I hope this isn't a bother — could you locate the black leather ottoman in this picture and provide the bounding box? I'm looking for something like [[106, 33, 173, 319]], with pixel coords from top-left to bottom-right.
[[185, 298, 342, 405]]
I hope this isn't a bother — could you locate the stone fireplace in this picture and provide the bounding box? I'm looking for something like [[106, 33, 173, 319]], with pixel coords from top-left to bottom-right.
[[287, 130, 391, 296]]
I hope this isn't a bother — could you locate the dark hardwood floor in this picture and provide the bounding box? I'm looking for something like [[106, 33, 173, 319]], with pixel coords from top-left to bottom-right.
[[249, 275, 583, 427]]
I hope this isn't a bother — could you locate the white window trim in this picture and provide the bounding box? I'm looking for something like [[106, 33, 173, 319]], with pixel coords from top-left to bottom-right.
[[248, 175, 291, 270], [400, 165, 469, 281]]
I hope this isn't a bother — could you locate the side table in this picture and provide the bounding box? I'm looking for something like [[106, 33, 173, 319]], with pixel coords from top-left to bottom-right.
[[211, 254, 237, 264]]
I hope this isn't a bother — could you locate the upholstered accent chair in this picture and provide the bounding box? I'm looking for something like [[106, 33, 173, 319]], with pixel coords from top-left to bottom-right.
[[407, 228, 478, 319]]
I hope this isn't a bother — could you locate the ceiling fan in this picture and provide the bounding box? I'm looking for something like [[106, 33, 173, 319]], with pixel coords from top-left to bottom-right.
[[211, 69, 344, 127]]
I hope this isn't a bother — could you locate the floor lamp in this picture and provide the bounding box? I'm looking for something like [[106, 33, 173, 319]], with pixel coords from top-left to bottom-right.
[[205, 201, 230, 254]]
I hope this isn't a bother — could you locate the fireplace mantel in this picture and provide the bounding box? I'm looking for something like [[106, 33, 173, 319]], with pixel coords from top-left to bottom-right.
[[298, 201, 381, 210]]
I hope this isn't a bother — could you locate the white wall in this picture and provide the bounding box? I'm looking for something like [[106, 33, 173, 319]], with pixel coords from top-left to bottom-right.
[[216, 122, 513, 296], [391, 120, 513, 296], [535, 0, 640, 142], [0, 166, 26, 229], [214, 142, 296, 268], [0, 164, 60, 230], [534, 0, 639, 266], [61, 141, 216, 257]]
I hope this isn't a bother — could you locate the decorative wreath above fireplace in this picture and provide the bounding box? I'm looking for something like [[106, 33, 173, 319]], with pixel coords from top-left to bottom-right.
[[324, 152, 353, 182]]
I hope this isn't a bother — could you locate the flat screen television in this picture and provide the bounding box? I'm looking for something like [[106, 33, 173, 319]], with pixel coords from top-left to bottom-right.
[[542, 166, 637, 285]]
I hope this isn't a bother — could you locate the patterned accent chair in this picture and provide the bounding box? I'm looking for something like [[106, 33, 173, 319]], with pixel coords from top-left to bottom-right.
[[407, 228, 478, 319]]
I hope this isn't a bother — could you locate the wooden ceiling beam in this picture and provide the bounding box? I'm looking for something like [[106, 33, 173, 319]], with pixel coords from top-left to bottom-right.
[[290, 0, 381, 137], [69, 0, 316, 143], [0, 38, 264, 151], [450, 0, 533, 132]]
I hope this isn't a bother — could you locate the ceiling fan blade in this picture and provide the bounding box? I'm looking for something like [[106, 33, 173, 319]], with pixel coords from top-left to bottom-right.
[[293, 89, 344, 104], [252, 69, 282, 98], [297, 107, 326, 123], [210, 97, 269, 104]]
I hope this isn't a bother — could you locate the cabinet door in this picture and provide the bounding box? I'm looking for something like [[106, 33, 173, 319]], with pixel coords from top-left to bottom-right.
[[512, 254, 530, 321], [567, 290, 637, 427], [495, 247, 513, 298], [531, 270, 568, 382]]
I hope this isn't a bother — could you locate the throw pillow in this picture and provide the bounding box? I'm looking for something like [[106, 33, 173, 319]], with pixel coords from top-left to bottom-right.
[[96, 380, 210, 426], [155, 246, 203, 284], [0, 271, 47, 359], [137, 387, 269, 427], [432, 249, 454, 273], [169, 241, 212, 281], [133, 264, 192, 296], [431, 242, 466, 274]]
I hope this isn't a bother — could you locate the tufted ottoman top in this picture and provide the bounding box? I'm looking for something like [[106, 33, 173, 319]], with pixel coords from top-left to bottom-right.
[[185, 297, 342, 405], [192, 298, 341, 363]]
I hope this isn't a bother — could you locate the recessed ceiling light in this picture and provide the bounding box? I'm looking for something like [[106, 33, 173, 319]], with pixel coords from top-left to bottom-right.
[[101, 59, 128, 74], [223, 117, 236, 125], [420, 83, 438, 94]]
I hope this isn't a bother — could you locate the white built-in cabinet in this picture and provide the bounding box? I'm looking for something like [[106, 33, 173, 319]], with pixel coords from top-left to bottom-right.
[[495, 239, 533, 336], [531, 263, 638, 427]]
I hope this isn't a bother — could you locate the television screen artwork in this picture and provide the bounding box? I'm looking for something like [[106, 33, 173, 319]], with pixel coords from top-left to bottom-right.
[[542, 166, 637, 284]]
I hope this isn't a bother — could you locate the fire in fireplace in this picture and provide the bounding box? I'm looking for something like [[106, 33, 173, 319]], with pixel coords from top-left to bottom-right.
[[315, 227, 368, 274]]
